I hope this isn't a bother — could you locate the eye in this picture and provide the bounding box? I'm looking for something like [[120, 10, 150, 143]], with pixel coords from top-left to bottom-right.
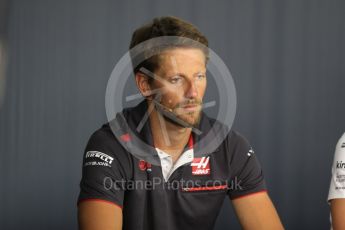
[[196, 73, 206, 80], [170, 76, 183, 84]]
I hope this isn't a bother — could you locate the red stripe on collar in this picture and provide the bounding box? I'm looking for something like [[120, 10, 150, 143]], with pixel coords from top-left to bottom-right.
[[188, 134, 194, 149]]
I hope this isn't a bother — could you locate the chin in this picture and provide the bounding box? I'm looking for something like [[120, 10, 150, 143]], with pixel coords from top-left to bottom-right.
[[178, 113, 201, 127]]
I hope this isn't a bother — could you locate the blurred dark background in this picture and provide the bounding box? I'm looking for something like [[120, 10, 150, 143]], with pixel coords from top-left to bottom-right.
[[1, 0, 345, 229]]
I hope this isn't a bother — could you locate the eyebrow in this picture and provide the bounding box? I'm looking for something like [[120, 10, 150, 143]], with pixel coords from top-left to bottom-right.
[[168, 71, 206, 78]]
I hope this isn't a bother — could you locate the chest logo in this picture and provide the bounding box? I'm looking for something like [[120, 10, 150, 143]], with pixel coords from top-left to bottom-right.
[[139, 160, 152, 172], [191, 157, 211, 175]]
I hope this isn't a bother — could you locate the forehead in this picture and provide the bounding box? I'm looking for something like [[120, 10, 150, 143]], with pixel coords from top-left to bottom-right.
[[157, 48, 206, 75]]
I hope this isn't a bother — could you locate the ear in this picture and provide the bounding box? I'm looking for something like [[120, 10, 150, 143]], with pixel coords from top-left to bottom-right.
[[135, 72, 153, 98]]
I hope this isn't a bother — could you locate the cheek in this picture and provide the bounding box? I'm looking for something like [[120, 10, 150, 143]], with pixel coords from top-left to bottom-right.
[[162, 88, 183, 104], [161, 84, 183, 97], [194, 81, 207, 98]]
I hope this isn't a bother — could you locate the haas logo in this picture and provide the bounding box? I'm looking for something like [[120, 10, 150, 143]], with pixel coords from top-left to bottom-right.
[[191, 157, 211, 175]]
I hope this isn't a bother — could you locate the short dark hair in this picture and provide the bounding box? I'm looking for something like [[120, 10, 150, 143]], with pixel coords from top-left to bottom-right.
[[129, 16, 209, 79]]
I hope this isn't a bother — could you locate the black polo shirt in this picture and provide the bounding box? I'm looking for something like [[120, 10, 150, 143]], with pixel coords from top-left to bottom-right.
[[78, 100, 267, 230]]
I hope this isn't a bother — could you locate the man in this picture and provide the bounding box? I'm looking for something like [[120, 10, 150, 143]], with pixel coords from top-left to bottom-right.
[[328, 132, 345, 230], [78, 16, 284, 230]]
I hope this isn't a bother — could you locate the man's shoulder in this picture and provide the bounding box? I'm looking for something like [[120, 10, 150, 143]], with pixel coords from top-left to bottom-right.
[[228, 130, 251, 146], [334, 132, 345, 160], [199, 114, 253, 163], [202, 114, 249, 147], [85, 123, 128, 157], [88, 123, 115, 144], [337, 132, 345, 148]]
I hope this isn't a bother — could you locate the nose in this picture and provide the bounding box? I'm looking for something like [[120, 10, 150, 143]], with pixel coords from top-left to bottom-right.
[[185, 79, 198, 99]]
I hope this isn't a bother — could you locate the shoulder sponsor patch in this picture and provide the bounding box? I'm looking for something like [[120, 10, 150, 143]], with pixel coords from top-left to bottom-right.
[[247, 148, 254, 157], [84, 151, 114, 167], [337, 161, 345, 169]]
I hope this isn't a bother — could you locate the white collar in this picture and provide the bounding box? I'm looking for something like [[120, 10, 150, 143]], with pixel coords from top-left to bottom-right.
[[155, 147, 194, 182]]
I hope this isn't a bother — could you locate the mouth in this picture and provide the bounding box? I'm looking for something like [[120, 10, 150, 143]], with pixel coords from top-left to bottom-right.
[[181, 104, 200, 112]]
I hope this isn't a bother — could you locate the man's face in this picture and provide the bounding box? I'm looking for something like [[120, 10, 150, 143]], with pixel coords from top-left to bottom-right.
[[151, 47, 207, 126]]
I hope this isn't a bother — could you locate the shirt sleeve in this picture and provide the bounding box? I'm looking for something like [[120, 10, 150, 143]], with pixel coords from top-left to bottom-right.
[[328, 133, 345, 201], [227, 131, 267, 200], [77, 127, 132, 208]]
